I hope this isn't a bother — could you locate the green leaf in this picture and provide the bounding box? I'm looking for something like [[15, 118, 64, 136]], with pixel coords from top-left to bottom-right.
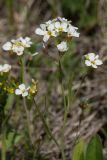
[[6, 132, 22, 150], [72, 138, 85, 160], [85, 135, 104, 160]]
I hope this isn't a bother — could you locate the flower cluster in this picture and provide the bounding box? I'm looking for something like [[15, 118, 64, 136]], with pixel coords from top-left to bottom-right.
[[2, 37, 32, 56], [0, 64, 11, 74], [84, 53, 103, 68], [35, 17, 79, 52], [0, 17, 103, 99]]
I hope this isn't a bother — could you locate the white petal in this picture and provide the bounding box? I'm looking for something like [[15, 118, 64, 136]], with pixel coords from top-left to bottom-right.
[[61, 17, 68, 22], [2, 42, 12, 51], [55, 22, 60, 28], [95, 55, 99, 59], [43, 34, 50, 42], [95, 59, 103, 65], [35, 28, 45, 35], [22, 91, 28, 97], [19, 84, 26, 90], [72, 31, 80, 37], [67, 25, 80, 37], [92, 64, 97, 68], [19, 37, 32, 47], [46, 20, 52, 25], [15, 89, 22, 95], [16, 51, 24, 56], [3, 64, 11, 72], [61, 23, 67, 31], [40, 24, 46, 30], [48, 24, 54, 31], [85, 60, 92, 66], [11, 39, 15, 43], [25, 37, 31, 42], [88, 53, 95, 61], [57, 41, 68, 52]]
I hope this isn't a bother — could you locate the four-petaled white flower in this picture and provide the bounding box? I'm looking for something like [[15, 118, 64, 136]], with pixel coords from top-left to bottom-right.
[[18, 37, 32, 47], [85, 53, 103, 68], [15, 84, 30, 97], [2, 37, 32, 56], [12, 44, 24, 56], [54, 21, 67, 32], [57, 41, 68, 52], [67, 24, 80, 37], [0, 64, 11, 73], [35, 23, 57, 42]]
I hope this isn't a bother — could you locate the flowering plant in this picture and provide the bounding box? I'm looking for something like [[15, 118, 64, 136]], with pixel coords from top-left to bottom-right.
[[1, 17, 103, 160]]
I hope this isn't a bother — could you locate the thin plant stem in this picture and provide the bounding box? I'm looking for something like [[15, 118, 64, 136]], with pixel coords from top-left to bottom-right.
[[58, 58, 66, 160], [5, 0, 14, 25], [21, 56, 33, 146], [23, 98, 33, 146], [60, 78, 72, 160], [21, 57, 25, 83], [2, 129, 6, 160], [33, 98, 60, 148]]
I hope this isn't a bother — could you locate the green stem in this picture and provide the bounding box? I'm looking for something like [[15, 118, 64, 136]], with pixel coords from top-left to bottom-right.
[[58, 57, 66, 160], [2, 130, 6, 160], [23, 98, 33, 146], [5, 0, 14, 26], [21, 57, 25, 83], [21, 57, 33, 146]]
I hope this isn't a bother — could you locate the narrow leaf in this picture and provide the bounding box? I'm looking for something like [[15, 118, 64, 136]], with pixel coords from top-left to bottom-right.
[[72, 138, 85, 160]]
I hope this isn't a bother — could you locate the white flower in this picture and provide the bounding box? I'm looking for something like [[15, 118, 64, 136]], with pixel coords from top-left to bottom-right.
[[57, 41, 68, 52], [67, 24, 80, 37], [3, 64, 11, 72], [0, 64, 11, 73], [43, 23, 57, 42], [35, 27, 46, 36], [55, 21, 67, 32], [2, 42, 12, 51], [35, 23, 47, 36], [85, 53, 103, 68], [15, 84, 30, 97], [12, 44, 24, 56], [35, 23, 57, 42], [2, 37, 32, 56], [18, 37, 32, 47]]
